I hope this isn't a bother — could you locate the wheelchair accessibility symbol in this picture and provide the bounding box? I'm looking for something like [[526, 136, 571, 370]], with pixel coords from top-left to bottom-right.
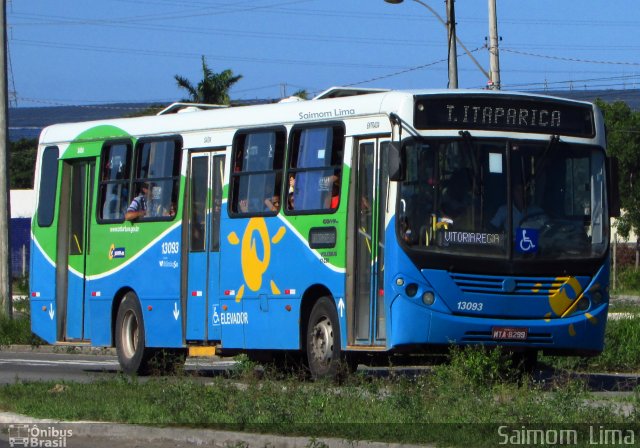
[[212, 305, 220, 326], [516, 228, 539, 253]]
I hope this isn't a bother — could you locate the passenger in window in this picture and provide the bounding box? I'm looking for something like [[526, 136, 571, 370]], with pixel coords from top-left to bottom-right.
[[322, 174, 340, 209], [330, 178, 340, 209], [287, 192, 295, 210], [125, 183, 149, 221], [234, 150, 243, 173], [288, 175, 295, 194], [264, 195, 280, 212], [400, 217, 414, 244], [164, 202, 176, 218], [149, 185, 169, 217], [238, 198, 249, 213]]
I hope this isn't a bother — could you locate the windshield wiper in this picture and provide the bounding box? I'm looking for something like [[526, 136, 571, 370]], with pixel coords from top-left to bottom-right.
[[526, 134, 559, 193]]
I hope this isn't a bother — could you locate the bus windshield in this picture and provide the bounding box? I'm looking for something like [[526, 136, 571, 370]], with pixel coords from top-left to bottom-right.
[[398, 137, 608, 261]]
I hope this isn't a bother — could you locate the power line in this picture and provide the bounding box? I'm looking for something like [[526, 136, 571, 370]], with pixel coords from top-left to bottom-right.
[[12, 38, 406, 70], [502, 74, 640, 90], [345, 49, 484, 87], [10, 13, 444, 49], [502, 48, 640, 67]]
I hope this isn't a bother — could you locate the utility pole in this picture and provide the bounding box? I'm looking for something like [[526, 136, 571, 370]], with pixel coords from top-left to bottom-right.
[[487, 0, 501, 90], [0, 0, 12, 318], [446, 0, 458, 89]]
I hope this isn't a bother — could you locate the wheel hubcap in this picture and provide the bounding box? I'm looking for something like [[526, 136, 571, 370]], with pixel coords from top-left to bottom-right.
[[311, 316, 333, 364], [121, 310, 138, 359]]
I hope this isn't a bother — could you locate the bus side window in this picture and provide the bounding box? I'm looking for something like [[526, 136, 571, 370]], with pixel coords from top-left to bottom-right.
[[98, 142, 131, 222], [131, 138, 182, 221], [230, 128, 285, 216], [287, 124, 344, 213], [36, 146, 60, 227]]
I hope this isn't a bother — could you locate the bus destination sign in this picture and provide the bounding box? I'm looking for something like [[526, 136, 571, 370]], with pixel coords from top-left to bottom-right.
[[414, 95, 595, 137]]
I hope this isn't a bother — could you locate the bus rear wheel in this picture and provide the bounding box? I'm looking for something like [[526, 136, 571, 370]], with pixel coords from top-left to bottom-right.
[[306, 297, 341, 379], [115, 292, 152, 375]]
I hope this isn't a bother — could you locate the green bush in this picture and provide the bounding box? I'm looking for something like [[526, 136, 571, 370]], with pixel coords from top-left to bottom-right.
[[616, 267, 640, 293], [0, 315, 42, 346], [542, 314, 640, 372]]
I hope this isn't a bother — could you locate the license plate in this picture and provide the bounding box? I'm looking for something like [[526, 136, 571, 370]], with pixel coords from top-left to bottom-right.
[[492, 327, 528, 340]]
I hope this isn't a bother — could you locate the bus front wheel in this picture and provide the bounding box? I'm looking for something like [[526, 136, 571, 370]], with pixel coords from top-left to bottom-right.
[[115, 292, 152, 375], [306, 297, 341, 379]]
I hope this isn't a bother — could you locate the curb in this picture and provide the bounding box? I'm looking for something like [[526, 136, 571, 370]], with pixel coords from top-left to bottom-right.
[[0, 412, 429, 448], [611, 295, 640, 303], [1, 345, 117, 356]]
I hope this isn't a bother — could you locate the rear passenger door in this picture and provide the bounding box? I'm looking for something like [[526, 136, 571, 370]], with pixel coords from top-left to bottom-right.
[[185, 150, 225, 342]]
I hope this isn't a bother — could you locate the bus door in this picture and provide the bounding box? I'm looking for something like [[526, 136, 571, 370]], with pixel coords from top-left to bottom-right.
[[56, 159, 95, 341], [185, 151, 225, 341], [351, 138, 389, 346]]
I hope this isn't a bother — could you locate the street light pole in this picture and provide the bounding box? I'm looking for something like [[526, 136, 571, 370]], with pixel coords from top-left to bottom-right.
[[0, 0, 11, 318], [487, 0, 501, 89], [384, 0, 491, 87], [445, 0, 458, 88]]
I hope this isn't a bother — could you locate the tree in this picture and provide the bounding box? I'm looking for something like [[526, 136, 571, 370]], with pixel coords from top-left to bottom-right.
[[596, 99, 640, 264], [9, 138, 37, 189], [292, 89, 309, 100], [174, 56, 242, 105]]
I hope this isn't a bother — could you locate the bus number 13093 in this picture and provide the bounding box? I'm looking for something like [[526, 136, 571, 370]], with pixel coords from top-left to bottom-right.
[[161, 242, 180, 255], [457, 301, 483, 312]]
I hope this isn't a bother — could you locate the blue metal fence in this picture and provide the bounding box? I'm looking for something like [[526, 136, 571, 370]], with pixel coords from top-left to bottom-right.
[[11, 218, 30, 278]]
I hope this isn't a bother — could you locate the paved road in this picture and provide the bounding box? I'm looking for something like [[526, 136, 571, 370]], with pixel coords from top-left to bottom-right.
[[1, 347, 639, 392], [0, 349, 239, 384]]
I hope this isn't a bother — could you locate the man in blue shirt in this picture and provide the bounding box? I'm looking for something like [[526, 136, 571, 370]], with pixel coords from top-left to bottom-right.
[[125, 182, 149, 221]]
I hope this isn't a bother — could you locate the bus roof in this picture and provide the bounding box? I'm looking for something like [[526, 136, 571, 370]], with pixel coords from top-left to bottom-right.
[[38, 88, 600, 146]]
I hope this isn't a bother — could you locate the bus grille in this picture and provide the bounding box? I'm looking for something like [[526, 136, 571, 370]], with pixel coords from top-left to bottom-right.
[[450, 273, 568, 297]]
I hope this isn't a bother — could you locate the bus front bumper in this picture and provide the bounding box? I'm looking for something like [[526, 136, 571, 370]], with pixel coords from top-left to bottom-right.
[[389, 295, 607, 354]]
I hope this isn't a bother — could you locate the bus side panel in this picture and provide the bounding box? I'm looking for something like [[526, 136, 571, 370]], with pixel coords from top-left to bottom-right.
[[29, 239, 57, 344], [85, 296, 111, 346], [129, 225, 183, 348], [219, 216, 345, 350], [383, 217, 452, 348], [85, 224, 184, 348]]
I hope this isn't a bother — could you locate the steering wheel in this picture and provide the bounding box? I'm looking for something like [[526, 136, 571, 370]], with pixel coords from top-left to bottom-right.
[[519, 211, 549, 229]]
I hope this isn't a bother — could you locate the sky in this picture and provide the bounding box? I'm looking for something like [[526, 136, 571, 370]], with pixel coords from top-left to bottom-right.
[[7, 0, 640, 107]]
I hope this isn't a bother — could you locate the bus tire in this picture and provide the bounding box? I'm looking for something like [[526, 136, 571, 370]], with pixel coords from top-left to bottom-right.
[[306, 296, 341, 379], [115, 292, 152, 375]]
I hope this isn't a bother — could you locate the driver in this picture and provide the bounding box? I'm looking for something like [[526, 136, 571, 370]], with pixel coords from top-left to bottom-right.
[[490, 181, 544, 233]]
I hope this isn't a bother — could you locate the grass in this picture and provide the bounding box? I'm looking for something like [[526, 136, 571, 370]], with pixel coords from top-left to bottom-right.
[[0, 314, 42, 347], [0, 348, 637, 447], [612, 267, 640, 297], [0, 294, 44, 347], [542, 315, 640, 373]]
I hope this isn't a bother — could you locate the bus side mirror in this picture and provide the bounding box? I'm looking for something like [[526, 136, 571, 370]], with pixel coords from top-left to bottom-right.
[[607, 156, 620, 218], [388, 142, 405, 182]]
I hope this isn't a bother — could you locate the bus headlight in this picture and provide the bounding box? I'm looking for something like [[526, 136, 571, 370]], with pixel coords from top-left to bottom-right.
[[406, 283, 418, 298], [422, 291, 435, 306]]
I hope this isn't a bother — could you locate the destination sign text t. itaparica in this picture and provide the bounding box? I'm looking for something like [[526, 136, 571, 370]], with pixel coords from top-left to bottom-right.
[[414, 94, 595, 137]]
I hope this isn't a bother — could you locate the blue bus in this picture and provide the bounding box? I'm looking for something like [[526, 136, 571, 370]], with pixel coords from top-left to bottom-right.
[[30, 88, 619, 377]]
